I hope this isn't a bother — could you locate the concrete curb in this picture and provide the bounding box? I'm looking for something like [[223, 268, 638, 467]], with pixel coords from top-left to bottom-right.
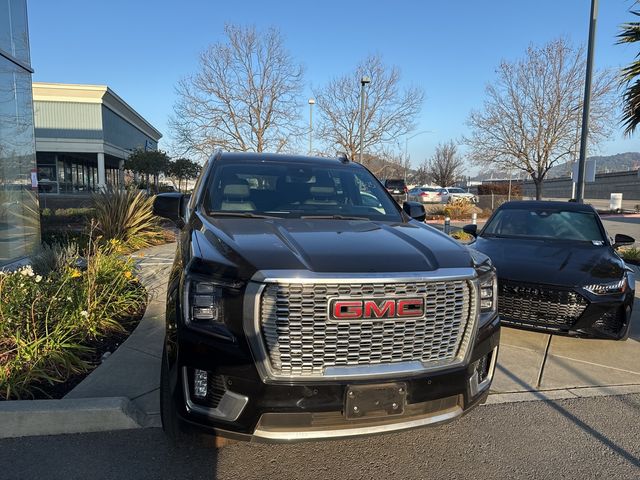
[[0, 397, 149, 439], [485, 384, 640, 405]]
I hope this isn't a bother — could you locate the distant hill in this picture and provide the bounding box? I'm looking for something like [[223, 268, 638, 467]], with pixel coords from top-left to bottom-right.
[[472, 152, 640, 181], [546, 152, 640, 178]]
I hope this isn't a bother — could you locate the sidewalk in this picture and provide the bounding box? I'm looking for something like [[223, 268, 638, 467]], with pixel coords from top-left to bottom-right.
[[63, 243, 176, 427]]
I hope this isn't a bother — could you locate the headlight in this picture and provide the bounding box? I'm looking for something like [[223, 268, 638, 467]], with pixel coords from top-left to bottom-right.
[[479, 272, 497, 314], [584, 278, 627, 295], [183, 276, 243, 338], [476, 270, 498, 328]]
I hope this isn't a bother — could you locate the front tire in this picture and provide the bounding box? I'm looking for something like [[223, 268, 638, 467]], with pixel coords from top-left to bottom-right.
[[160, 343, 183, 443]]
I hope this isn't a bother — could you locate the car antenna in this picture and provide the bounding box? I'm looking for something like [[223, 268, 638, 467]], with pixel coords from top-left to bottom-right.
[[338, 153, 349, 164]]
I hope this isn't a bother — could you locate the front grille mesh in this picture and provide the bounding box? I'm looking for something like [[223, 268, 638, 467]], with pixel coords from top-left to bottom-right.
[[259, 280, 473, 377], [593, 309, 624, 336], [499, 281, 588, 330]]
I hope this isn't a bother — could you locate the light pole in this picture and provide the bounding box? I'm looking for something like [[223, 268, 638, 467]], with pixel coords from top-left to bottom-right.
[[576, 0, 598, 203], [308, 98, 315, 155], [404, 130, 431, 182], [359, 76, 371, 163]]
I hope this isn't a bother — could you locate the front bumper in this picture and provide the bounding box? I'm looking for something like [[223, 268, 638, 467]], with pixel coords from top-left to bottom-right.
[[499, 280, 634, 340], [169, 315, 500, 442]]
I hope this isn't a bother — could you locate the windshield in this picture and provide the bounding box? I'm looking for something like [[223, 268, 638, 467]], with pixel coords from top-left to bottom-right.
[[448, 188, 466, 193], [385, 180, 405, 188], [483, 208, 605, 242], [204, 162, 402, 221]]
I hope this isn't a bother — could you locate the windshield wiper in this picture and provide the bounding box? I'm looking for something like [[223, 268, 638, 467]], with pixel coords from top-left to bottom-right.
[[300, 214, 369, 221], [207, 211, 280, 219]]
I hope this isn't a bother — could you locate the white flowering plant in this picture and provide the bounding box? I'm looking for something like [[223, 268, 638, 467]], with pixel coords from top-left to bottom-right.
[[0, 238, 146, 400]]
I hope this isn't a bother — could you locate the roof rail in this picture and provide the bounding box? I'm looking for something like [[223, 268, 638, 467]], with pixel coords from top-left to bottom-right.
[[337, 153, 349, 164]]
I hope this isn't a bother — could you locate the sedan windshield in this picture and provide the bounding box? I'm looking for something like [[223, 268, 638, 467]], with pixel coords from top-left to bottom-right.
[[483, 208, 605, 242], [204, 162, 402, 221]]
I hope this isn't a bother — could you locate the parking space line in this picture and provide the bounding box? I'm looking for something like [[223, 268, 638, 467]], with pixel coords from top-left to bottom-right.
[[546, 353, 640, 376]]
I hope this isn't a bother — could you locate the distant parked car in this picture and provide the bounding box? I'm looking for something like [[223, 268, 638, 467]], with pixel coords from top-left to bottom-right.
[[440, 187, 478, 204], [465, 200, 635, 340], [383, 178, 408, 203], [408, 186, 442, 204]]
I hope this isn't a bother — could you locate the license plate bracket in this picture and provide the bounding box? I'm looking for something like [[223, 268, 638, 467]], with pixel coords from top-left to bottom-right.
[[345, 383, 407, 420]]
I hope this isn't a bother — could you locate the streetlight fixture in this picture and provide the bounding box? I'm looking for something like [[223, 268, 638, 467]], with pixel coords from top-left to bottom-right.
[[308, 98, 315, 155], [404, 130, 432, 182], [359, 76, 371, 163]]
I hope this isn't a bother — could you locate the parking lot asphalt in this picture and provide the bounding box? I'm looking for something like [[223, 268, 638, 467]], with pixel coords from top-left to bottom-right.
[[2, 393, 638, 480]]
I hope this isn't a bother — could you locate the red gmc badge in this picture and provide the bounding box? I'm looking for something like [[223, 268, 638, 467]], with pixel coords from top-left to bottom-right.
[[329, 298, 425, 320]]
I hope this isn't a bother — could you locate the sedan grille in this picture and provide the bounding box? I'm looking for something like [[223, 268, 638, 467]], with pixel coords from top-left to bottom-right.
[[259, 280, 474, 378], [499, 281, 588, 330]]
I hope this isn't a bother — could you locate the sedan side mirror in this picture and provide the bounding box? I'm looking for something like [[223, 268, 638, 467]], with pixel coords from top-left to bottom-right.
[[462, 224, 478, 237], [613, 233, 635, 249], [402, 201, 426, 222], [153, 193, 187, 228]]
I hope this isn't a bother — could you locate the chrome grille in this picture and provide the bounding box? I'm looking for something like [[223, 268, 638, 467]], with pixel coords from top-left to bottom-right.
[[259, 280, 474, 377], [499, 281, 588, 330]]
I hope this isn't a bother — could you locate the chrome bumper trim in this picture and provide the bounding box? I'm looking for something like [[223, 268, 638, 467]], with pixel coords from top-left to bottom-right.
[[252, 405, 463, 442], [468, 346, 498, 397]]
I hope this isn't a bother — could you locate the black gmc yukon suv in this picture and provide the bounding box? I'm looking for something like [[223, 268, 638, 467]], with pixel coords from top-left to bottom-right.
[[154, 152, 500, 443]]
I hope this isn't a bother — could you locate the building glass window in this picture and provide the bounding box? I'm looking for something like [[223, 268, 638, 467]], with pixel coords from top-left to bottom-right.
[[0, 0, 30, 65], [0, 54, 39, 265]]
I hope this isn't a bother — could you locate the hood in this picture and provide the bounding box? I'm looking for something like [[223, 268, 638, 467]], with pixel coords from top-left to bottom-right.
[[472, 236, 625, 287], [192, 214, 473, 275]]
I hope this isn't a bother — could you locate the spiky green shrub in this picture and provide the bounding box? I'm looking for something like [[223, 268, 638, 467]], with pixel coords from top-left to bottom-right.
[[620, 246, 640, 265], [93, 189, 163, 251]]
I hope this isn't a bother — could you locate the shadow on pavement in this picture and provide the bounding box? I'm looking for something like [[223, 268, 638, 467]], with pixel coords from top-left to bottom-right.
[[0, 429, 219, 480], [496, 363, 640, 467]]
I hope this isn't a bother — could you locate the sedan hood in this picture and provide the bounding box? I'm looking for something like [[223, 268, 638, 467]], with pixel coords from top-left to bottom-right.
[[472, 236, 625, 287], [193, 215, 473, 275]]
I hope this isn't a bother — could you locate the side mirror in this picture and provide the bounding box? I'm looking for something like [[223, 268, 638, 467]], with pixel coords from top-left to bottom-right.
[[153, 193, 187, 227], [613, 233, 635, 249], [402, 201, 426, 222], [462, 224, 478, 237]]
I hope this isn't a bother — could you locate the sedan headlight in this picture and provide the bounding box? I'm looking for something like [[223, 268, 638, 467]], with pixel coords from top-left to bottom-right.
[[584, 278, 627, 296]]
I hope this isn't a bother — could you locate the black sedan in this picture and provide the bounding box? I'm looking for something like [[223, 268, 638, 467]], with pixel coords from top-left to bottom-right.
[[464, 201, 635, 340]]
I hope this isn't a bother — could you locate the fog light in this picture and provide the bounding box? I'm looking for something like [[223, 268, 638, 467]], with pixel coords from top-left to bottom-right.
[[194, 369, 208, 399]]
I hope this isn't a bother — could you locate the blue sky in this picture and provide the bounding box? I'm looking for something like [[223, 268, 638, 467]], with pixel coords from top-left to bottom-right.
[[28, 0, 640, 167]]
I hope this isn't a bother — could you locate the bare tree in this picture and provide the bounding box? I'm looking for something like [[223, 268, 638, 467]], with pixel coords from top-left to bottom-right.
[[425, 141, 465, 187], [410, 165, 432, 186], [170, 24, 304, 158], [313, 55, 424, 165], [466, 38, 616, 200]]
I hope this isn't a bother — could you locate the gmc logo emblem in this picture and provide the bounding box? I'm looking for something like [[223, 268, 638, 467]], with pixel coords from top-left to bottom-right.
[[329, 298, 425, 320]]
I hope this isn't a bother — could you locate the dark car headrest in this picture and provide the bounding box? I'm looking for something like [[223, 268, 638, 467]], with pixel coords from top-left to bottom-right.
[[223, 183, 250, 198], [309, 185, 335, 197]]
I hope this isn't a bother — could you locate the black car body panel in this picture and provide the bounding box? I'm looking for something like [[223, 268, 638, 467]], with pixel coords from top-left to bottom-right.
[[158, 152, 500, 442], [196, 214, 473, 273], [470, 201, 635, 339]]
